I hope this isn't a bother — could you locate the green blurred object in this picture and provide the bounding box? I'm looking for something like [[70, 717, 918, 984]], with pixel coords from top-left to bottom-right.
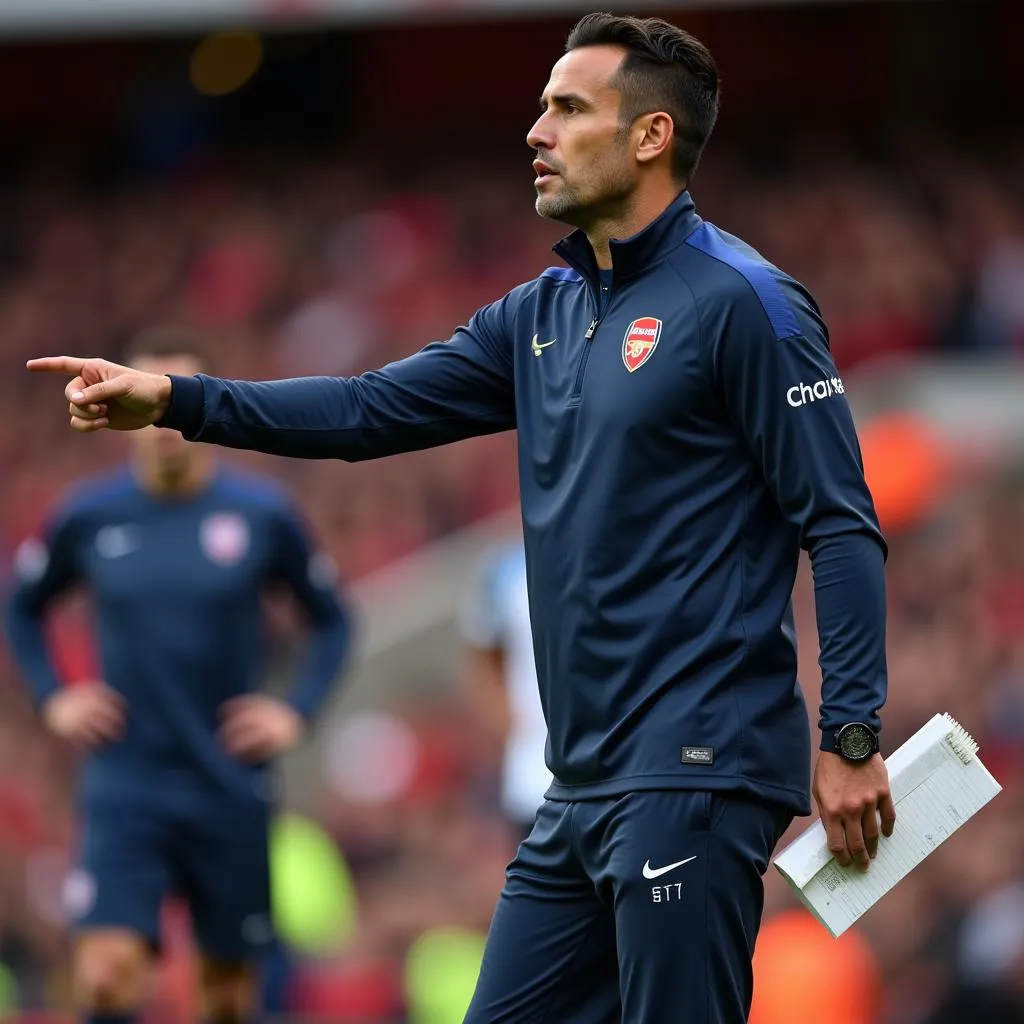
[[404, 926, 487, 1024], [269, 812, 357, 956], [0, 960, 19, 1014]]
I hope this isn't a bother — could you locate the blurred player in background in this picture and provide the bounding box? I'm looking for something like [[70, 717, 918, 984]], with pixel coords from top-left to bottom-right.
[[5, 328, 353, 1024], [458, 541, 550, 841]]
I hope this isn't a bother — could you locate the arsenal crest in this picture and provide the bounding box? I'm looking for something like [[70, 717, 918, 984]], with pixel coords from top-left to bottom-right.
[[622, 316, 662, 372], [200, 512, 250, 566]]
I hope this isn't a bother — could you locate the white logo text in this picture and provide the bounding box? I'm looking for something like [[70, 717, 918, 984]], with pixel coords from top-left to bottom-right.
[[651, 882, 685, 903], [787, 377, 845, 407]]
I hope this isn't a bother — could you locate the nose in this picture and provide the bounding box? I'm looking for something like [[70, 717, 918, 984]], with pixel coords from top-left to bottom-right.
[[527, 111, 554, 153]]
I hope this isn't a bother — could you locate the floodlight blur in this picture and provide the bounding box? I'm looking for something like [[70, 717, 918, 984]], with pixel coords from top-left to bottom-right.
[[190, 29, 263, 97]]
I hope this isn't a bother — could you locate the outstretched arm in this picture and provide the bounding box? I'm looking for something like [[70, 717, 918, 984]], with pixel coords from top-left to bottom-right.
[[28, 298, 517, 462]]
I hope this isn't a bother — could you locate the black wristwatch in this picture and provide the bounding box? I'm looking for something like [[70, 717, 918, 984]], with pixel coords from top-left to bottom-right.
[[827, 723, 880, 763]]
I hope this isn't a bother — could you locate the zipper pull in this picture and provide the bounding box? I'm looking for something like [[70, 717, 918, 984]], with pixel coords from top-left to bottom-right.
[[584, 319, 599, 340]]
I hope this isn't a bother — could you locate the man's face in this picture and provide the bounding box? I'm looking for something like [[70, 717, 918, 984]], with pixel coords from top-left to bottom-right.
[[128, 354, 203, 476], [527, 45, 635, 226]]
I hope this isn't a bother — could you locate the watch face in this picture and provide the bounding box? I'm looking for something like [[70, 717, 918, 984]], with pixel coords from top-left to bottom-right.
[[839, 724, 874, 761]]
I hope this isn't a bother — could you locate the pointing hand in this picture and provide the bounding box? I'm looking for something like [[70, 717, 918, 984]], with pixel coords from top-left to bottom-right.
[[27, 356, 173, 433]]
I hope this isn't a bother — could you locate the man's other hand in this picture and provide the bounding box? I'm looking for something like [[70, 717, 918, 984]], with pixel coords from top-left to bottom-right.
[[218, 695, 305, 763], [42, 681, 127, 750], [27, 356, 173, 433], [812, 751, 896, 872]]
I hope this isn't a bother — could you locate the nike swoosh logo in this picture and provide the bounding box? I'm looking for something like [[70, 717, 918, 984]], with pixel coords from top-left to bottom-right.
[[642, 856, 697, 880], [531, 333, 557, 355]]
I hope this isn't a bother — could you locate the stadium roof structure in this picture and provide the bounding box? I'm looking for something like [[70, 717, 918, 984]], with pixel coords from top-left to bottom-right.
[[0, 0, 922, 40]]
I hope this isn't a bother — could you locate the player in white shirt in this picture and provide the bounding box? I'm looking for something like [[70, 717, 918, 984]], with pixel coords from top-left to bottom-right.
[[458, 541, 551, 839]]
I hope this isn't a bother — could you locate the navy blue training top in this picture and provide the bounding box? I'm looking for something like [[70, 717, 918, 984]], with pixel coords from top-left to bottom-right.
[[156, 191, 887, 815]]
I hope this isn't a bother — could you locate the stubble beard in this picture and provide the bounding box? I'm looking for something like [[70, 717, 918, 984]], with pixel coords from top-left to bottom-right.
[[534, 146, 634, 228], [535, 178, 585, 224]]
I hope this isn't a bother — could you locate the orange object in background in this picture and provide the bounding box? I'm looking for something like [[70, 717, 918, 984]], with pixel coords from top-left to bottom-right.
[[750, 909, 881, 1024], [858, 412, 951, 536]]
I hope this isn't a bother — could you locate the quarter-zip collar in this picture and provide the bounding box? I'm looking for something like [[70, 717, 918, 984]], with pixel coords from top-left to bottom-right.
[[552, 189, 703, 296]]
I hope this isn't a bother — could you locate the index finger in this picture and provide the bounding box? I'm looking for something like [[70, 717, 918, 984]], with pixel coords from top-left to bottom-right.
[[26, 356, 87, 375]]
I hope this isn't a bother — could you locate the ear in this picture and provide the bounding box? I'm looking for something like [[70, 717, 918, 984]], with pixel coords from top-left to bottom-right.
[[633, 111, 674, 167]]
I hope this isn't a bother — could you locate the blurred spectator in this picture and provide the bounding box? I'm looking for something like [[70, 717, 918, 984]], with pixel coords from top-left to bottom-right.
[[3, 124, 1024, 587], [457, 540, 550, 841]]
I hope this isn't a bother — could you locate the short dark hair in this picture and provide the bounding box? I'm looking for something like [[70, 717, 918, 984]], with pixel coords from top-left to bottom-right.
[[120, 325, 209, 371], [566, 12, 719, 183]]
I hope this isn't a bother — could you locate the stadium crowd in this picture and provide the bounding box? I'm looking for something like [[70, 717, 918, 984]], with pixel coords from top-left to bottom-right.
[[1, 126, 1024, 1022], [2, 128, 1024, 576]]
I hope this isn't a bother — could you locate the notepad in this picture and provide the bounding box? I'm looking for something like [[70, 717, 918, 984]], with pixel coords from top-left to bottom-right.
[[773, 713, 1002, 937]]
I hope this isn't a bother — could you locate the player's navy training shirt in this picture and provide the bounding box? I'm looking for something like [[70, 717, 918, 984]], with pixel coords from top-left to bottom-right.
[[157, 190, 887, 816], [4, 465, 352, 805]]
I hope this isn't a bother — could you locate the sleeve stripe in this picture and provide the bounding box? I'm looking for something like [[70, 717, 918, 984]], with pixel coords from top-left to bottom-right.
[[539, 266, 582, 284], [684, 224, 803, 342]]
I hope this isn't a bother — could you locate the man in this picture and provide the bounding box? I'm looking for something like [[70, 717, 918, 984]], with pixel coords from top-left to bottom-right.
[[7, 328, 353, 1024], [28, 13, 895, 1022], [458, 540, 551, 841]]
